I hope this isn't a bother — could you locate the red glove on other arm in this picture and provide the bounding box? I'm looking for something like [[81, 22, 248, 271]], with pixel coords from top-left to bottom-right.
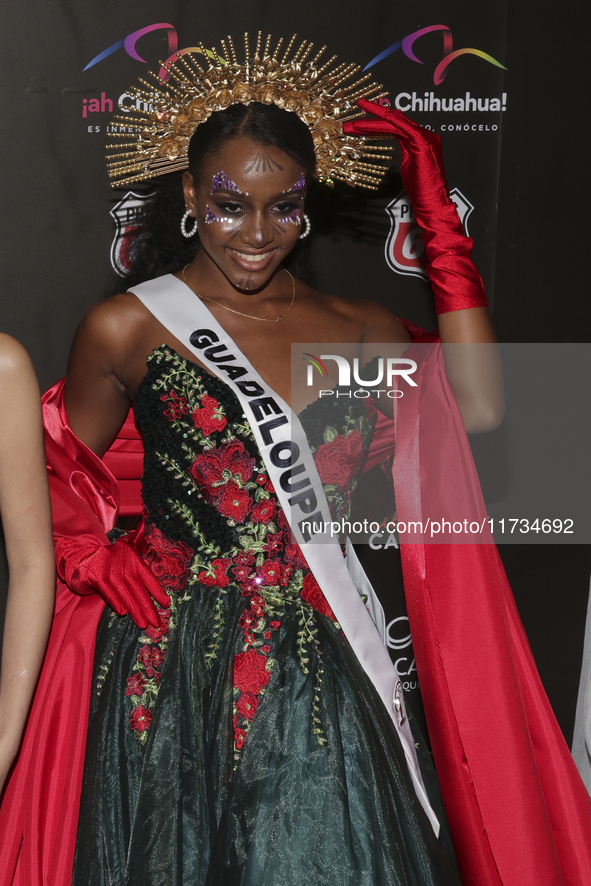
[[44, 379, 170, 630], [55, 529, 170, 630], [343, 99, 488, 315]]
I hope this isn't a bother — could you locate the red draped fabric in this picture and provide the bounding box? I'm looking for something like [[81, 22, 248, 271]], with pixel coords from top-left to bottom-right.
[[101, 408, 143, 519], [0, 381, 142, 886], [393, 344, 591, 885]]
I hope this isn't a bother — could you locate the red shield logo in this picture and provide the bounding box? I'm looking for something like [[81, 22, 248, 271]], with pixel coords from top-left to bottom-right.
[[385, 188, 474, 279], [110, 191, 151, 276]]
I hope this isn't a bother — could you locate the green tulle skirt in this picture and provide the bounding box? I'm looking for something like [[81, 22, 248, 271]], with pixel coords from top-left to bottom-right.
[[72, 579, 461, 886]]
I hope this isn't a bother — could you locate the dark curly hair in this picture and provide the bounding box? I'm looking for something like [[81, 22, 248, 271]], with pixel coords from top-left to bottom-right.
[[109, 102, 316, 293]]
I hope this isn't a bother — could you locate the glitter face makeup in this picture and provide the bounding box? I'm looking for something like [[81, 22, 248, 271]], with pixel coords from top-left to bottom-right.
[[281, 173, 307, 196], [187, 135, 306, 291], [278, 208, 303, 226], [204, 204, 230, 224], [211, 170, 248, 196]]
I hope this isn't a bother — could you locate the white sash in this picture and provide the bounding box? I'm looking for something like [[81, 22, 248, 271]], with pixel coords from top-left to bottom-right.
[[130, 274, 439, 835]]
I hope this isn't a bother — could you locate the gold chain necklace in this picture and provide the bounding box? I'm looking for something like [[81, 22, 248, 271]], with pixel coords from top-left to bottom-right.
[[181, 265, 296, 323]]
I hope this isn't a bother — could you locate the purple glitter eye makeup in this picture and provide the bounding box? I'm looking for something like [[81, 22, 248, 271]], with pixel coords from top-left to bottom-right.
[[211, 170, 248, 196], [278, 209, 303, 226], [204, 204, 228, 224], [282, 174, 307, 195]]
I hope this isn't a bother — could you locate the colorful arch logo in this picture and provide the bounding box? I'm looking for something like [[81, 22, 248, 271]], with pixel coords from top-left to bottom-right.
[[364, 24, 506, 84], [84, 23, 220, 81], [84, 22, 506, 87]]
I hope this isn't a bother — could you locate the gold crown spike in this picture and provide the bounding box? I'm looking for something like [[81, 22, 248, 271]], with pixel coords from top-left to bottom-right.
[[106, 33, 392, 189]]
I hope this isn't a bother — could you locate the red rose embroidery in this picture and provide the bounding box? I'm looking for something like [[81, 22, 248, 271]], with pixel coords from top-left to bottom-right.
[[233, 649, 271, 693], [232, 562, 255, 582], [301, 572, 336, 620], [254, 559, 285, 587], [234, 727, 247, 749], [236, 692, 260, 721], [234, 550, 255, 567], [191, 394, 227, 436], [142, 525, 192, 592], [263, 532, 284, 555], [161, 390, 189, 420], [277, 512, 308, 569], [314, 430, 364, 488], [137, 645, 166, 678], [284, 539, 308, 570], [190, 439, 256, 491], [239, 609, 259, 631], [198, 557, 232, 588], [251, 498, 277, 524], [144, 607, 171, 643], [216, 481, 252, 522], [125, 673, 145, 697], [232, 549, 256, 582], [130, 705, 153, 733]]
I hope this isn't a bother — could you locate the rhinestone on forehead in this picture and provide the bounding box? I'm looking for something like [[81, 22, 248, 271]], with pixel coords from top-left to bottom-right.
[[106, 33, 393, 190], [211, 170, 248, 196]]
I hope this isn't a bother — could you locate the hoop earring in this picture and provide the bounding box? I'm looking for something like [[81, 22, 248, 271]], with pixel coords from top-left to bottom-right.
[[181, 209, 198, 239], [299, 214, 311, 240]]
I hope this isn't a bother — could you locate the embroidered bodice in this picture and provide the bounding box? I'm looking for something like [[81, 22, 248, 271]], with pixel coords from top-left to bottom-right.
[[126, 345, 376, 748], [133, 345, 376, 579]]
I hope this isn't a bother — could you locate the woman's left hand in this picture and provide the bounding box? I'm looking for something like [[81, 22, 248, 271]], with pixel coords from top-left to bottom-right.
[[345, 100, 503, 432], [344, 99, 488, 317]]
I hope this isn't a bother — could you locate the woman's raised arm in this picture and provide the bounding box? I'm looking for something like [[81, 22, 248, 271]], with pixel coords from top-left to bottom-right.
[[345, 102, 504, 432]]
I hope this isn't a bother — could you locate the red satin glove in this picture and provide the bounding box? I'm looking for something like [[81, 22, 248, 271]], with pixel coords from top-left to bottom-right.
[[55, 529, 170, 629], [343, 99, 488, 315]]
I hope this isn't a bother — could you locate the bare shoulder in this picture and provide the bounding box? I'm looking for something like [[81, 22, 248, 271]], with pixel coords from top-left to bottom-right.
[[0, 334, 36, 382], [0, 336, 42, 446], [355, 297, 410, 343], [299, 285, 410, 343], [73, 292, 152, 353], [0, 336, 41, 415]]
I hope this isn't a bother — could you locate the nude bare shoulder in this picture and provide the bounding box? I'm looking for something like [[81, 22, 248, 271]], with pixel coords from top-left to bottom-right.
[[73, 293, 153, 353], [0, 335, 43, 459], [67, 292, 161, 384], [0, 334, 36, 381]]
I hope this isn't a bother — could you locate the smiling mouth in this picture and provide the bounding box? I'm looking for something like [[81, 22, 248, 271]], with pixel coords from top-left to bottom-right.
[[229, 248, 274, 264]]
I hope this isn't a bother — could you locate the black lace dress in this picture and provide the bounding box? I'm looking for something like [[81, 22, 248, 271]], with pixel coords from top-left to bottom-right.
[[72, 345, 460, 886]]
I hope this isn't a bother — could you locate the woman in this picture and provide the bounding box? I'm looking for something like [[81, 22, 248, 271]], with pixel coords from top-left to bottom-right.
[[68, 104, 471, 886], [0, 335, 54, 793], [1, 36, 590, 886]]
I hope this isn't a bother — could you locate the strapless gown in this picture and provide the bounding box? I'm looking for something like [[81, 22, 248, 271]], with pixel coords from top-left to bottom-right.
[[72, 345, 460, 886]]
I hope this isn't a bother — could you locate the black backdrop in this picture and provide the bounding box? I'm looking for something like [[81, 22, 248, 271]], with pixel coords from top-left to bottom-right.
[[0, 0, 589, 743]]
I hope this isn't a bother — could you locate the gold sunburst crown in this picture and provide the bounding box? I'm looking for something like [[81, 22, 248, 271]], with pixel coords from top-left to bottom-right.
[[106, 33, 392, 189]]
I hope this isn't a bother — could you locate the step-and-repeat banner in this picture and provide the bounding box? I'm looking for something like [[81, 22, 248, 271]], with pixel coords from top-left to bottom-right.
[[1, 0, 508, 389], [1, 1, 589, 744]]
